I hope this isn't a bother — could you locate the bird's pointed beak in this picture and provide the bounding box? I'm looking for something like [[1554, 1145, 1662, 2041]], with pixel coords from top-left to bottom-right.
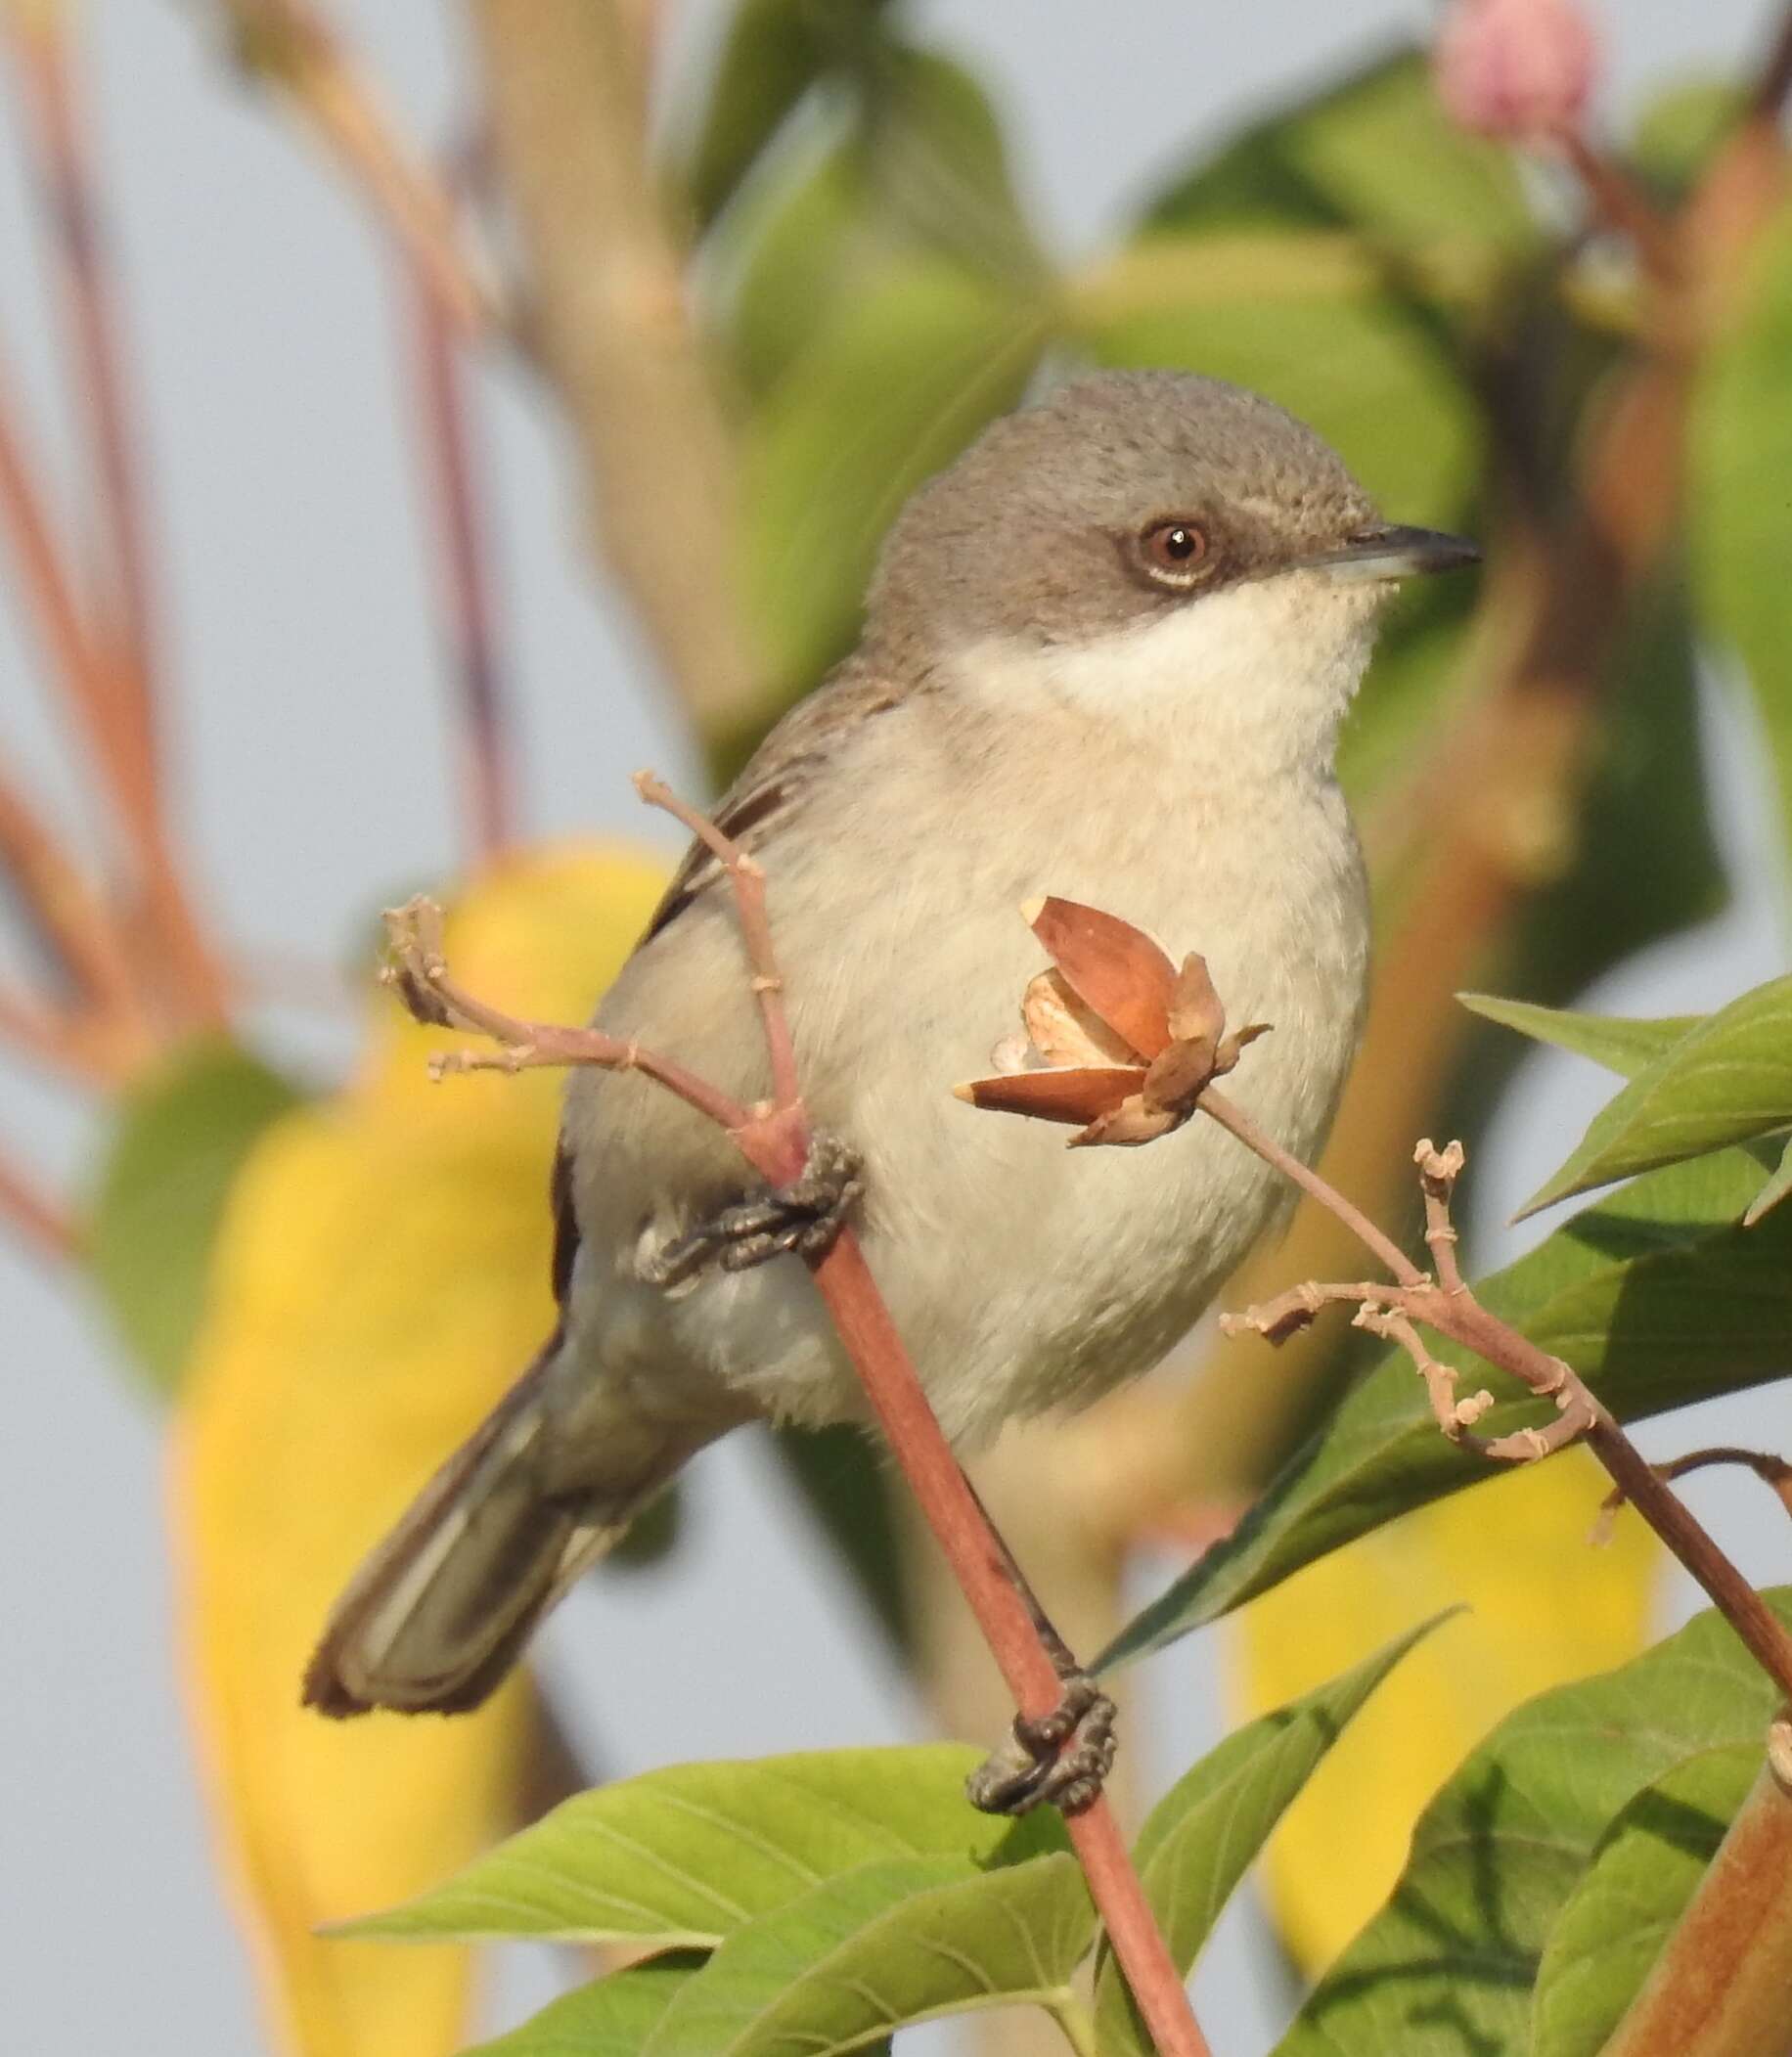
[[1306, 524, 1482, 584]]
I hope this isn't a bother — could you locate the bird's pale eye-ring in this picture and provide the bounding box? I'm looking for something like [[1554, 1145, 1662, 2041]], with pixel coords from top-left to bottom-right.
[[1137, 517, 1210, 588]]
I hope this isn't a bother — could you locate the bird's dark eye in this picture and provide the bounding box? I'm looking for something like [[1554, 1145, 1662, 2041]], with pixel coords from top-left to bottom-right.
[[1137, 518, 1210, 587]]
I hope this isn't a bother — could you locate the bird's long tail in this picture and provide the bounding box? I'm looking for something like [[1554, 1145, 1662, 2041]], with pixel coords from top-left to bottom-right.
[[303, 1341, 679, 1718]]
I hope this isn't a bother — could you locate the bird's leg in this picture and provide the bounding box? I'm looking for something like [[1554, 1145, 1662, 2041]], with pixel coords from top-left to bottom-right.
[[638, 1132, 865, 1287], [963, 1486, 1119, 1819]]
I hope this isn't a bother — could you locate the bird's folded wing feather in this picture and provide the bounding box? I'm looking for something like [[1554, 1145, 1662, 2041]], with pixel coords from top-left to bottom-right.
[[546, 662, 906, 1308]]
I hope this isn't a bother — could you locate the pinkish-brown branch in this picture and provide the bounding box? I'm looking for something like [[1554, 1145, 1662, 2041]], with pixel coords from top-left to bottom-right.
[[7, 16, 162, 783], [0, 1143, 77, 1263], [635, 771, 803, 1116], [215, 0, 496, 335], [386, 786, 1215, 2057], [408, 243, 514, 864]]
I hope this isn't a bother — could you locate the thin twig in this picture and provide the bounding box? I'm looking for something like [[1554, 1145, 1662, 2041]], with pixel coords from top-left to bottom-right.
[[0, 1144, 77, 1262], [216, 0, 496, 335], [636, 772, 801, 1113], [1749, 2, 1792, 119], [1599, 1446, 1792, 1528], [1554, 129, 1679, 285], [409, 234, 514, 863], [381, 895, 754, 1138], [0, 337, 226, 1025], [7, 15, 162, 780], [1198, 1085, 1419, 1285], [0, 759, 146, 1044], [1207, 1108, 1792, 1708]]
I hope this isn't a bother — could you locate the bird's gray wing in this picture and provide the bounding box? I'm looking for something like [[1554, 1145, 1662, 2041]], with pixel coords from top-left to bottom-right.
[[640, 662, 903, 945], [548, 661, 905, 1307]]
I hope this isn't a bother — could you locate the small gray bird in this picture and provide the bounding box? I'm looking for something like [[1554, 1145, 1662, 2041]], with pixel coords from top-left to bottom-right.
[[306, 370, 1477, 1724]]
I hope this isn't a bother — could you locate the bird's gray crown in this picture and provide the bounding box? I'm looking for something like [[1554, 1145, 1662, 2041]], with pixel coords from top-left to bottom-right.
[[867, 369, 1380, 654]]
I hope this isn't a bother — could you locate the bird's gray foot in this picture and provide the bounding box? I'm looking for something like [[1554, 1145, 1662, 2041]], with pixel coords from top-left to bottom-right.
[[965, 1670, 1119, 1818], [639, 1132, 865, 1288]]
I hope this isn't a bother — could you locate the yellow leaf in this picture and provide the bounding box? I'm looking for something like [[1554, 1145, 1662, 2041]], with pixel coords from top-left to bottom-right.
[[1232, 1449, 1662, 1972], [172, 845, 667, 2057]]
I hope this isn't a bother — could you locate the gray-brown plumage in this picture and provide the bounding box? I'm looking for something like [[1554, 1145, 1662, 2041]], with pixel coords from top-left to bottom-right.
[[305, 370, 1476, 1719]]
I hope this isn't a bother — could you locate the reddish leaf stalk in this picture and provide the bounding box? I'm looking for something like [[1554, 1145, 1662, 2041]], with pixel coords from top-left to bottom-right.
[[219, 0, 494, 335], [410, 254, 514, 865], [0, 1143, 77, 1262], [0, 760, 147, 1059], [7, 15, 161, 775], [0, 343, 225, 1025]]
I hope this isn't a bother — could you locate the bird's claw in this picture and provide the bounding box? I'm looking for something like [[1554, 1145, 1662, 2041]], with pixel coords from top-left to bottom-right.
[[640, 1132, 865, 1287], [964, 1672, 1118, 1817]]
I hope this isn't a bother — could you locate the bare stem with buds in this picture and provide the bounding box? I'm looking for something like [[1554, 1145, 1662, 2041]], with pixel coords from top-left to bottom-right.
[[1206, 1112, 1792, 1706]]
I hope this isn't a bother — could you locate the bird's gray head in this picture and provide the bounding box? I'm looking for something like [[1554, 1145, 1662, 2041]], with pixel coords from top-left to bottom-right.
[[866, 370, 1476, 754]]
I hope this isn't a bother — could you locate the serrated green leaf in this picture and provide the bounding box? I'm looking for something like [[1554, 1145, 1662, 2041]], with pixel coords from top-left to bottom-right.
[[738, 260, 1045, 725], [342, 1746, 1063, 1946], [467, 1951, 708, 2055], [86, 1035, 302, 1395], [1095, 1613, 1452, 2057], [1272, 1597, 1792, 2055], [1531, 1745, 1757, 2057], [1692, 198, 1792, 862], [1458, 994, 1702, 1079], [1098, 1146, 1792, 1670], [1518, 972, 1792, 1217], [639, 1852, 1094, 2054]]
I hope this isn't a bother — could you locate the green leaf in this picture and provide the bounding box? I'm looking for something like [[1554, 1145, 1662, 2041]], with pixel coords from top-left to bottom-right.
[[86, 1035, 301, 1396], [1743, 1132, 1792, 1226], [1094, 1614, 1452, 2057], [1146, 47, 1533, 256], [1098, 1146, 1792, 1670], [738, 259, 1045, 732], [640, 1853, 1094, 2054], [719, 44, 1042, 398], [1272, 1597, 1792, 2055], [1077, 248, 1479, 528], [1632, 76, 1746, 202], [681, 0, 891, 230], [1692, 197, 1792, 863], [1271, 47, 1537, 255], [1518, 973, 1792, 1217], [1531, 1746, 1757, 2057], [1457, 994, 1702, 1079], [342, 1746, 1063, 1946], [467, 1952, 708, 2056]]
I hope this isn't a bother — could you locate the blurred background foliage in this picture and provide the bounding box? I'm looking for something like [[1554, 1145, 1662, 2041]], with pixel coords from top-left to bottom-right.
[[3, 1, 1791, 2052]]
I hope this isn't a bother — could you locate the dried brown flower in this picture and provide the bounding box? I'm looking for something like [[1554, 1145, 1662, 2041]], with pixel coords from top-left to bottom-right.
[[954, 897, 1270, 1147]]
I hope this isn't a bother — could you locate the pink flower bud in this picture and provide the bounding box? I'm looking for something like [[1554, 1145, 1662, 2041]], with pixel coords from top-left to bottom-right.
[[1434, 0, 1597, 140]]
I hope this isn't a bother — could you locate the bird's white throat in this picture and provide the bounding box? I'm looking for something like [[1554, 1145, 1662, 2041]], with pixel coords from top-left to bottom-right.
[[954, 569, 1384, 774]]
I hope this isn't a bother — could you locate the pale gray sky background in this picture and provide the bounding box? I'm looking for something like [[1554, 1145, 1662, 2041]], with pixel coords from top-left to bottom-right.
[[3, 4, 1786, 2054]]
